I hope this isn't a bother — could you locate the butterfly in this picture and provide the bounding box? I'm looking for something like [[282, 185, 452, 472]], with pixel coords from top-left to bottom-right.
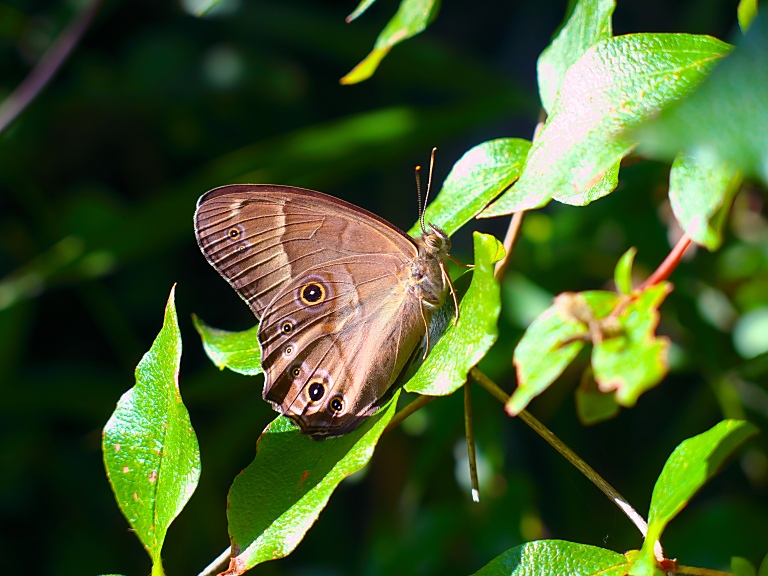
[[194, 182, 454, 437]]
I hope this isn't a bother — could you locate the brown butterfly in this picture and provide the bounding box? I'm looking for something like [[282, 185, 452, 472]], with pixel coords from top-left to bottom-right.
[[194, 184, 454, 437]]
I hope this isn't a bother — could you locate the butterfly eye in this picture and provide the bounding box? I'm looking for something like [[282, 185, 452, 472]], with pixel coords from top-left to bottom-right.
[[281, 321, 293, 334], [308, 382, 325, 402], [299, 282, 326, 305], [329, 396, 345, 415], [291, 366, 301, 378]]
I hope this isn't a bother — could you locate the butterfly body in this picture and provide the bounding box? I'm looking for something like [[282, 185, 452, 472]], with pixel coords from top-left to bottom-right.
[[195, 185, 451, 437]]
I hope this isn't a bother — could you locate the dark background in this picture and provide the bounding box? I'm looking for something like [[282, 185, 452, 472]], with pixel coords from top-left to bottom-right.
[[1, 1, 766, 575]]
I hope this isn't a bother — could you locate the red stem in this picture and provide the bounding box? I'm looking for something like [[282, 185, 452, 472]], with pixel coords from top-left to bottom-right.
[[636, 233, 692, 292]]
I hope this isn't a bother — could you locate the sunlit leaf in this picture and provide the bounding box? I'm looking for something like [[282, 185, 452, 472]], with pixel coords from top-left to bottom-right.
[[592, 282, 671, 406], [635, 13, 768, 186], [472, 539, 628, 575], [346, 0, 378, 22], [575, 369, 620, 425], [102, 287, 200, 572], [192, 315, 262, 376], [508, 291, 618, 415], [632, 420, 758, 574], [410, 138, 531, 237], [614, 247, 637, 295], [222, 393, 399, 574], [668, 153, 741, 251], [341, 0, 440, 84], [482, 33, 731, 215], [405, 232, 503, 396], [537, 0, 615, 114], [738, 0, 758, 32]]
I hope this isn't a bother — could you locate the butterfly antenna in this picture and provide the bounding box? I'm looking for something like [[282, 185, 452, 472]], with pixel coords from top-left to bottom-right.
[[414, 164, 426, 235], [417, 147, 437, 235]]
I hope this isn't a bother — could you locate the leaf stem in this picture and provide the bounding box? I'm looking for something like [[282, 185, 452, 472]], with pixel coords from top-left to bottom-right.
[[384, 394, 435, 434], [198, 547, 231, 576], [464, 382, 480, 502], [636, 233, 692, 292], [469, 367, 653, 543], [494, 211, 525, 281], [0, 0, 103, 133]]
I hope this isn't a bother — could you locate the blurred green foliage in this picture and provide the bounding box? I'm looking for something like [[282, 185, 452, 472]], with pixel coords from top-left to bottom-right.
[[1, 1, 767, 575]]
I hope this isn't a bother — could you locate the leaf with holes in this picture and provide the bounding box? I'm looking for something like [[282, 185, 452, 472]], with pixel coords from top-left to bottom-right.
[[592, 282, 671, 406], [508, 290, 618, 415]]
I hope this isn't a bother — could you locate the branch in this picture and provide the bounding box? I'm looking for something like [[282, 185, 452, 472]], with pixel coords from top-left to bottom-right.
[[0, 0, 103, 133]]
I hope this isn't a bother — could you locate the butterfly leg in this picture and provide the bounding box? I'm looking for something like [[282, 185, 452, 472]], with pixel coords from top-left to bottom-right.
[[419, 300, 431, 360], [440, 260, 460, 324]]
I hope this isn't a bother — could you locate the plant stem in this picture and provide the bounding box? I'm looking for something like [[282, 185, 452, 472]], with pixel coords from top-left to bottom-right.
[[636, 233, 692, 292], [469, 367, 654, 544], [494, 210, 525, 281], [198, 547, 231, 576], [0, 0, 103, 133], [385, 394, 435, 434], [464, 382, 480, 502]]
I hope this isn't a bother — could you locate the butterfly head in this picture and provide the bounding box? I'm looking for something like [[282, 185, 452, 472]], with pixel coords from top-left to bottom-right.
[[420, 223, 451, 258]]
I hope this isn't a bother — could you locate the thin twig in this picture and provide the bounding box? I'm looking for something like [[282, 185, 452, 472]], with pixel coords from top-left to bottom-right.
[[494, 210, 525, 282], [469, 366, 663, 560], [0, 0, 103, 133], [464, 382, 480, 502], [384, 394, 435, 434], [198, 547, 231, 576], [636, 233, 692, 292]]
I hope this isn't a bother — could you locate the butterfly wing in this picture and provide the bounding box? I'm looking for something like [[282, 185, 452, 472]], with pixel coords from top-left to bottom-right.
[[194, 184, 430, 436]]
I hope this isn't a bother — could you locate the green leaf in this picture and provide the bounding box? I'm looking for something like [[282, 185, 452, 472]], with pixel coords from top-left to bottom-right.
[[481, 33, 731, 215], [410, 138, 531, 237], [224, 393, 399, 573], [614, 247, 637, 295], [635, 13, 767, 186], [634, 420, 758, 573], [733, 557, 757, 576], [102, 286, 201, 572], [341, 0, 440, 84], [592, 283, 671, 406], [552, 160, 620, 206], [759, 552, 768, 576], [192, 315, 262, 376], [668, 154, 741, 251], [405, 232, 503, 396], [346, 0, 378, 22], [508, 291, 618, 415], [738, 0, 758, 32], [471, 539, 628, 575], [537, 0, 615, 114], [575, 370, 620, 425], [190, 0, 225, 17]]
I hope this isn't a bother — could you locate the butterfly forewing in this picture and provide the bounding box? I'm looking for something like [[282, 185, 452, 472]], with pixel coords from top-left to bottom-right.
[[194, 184, 447, 437]]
